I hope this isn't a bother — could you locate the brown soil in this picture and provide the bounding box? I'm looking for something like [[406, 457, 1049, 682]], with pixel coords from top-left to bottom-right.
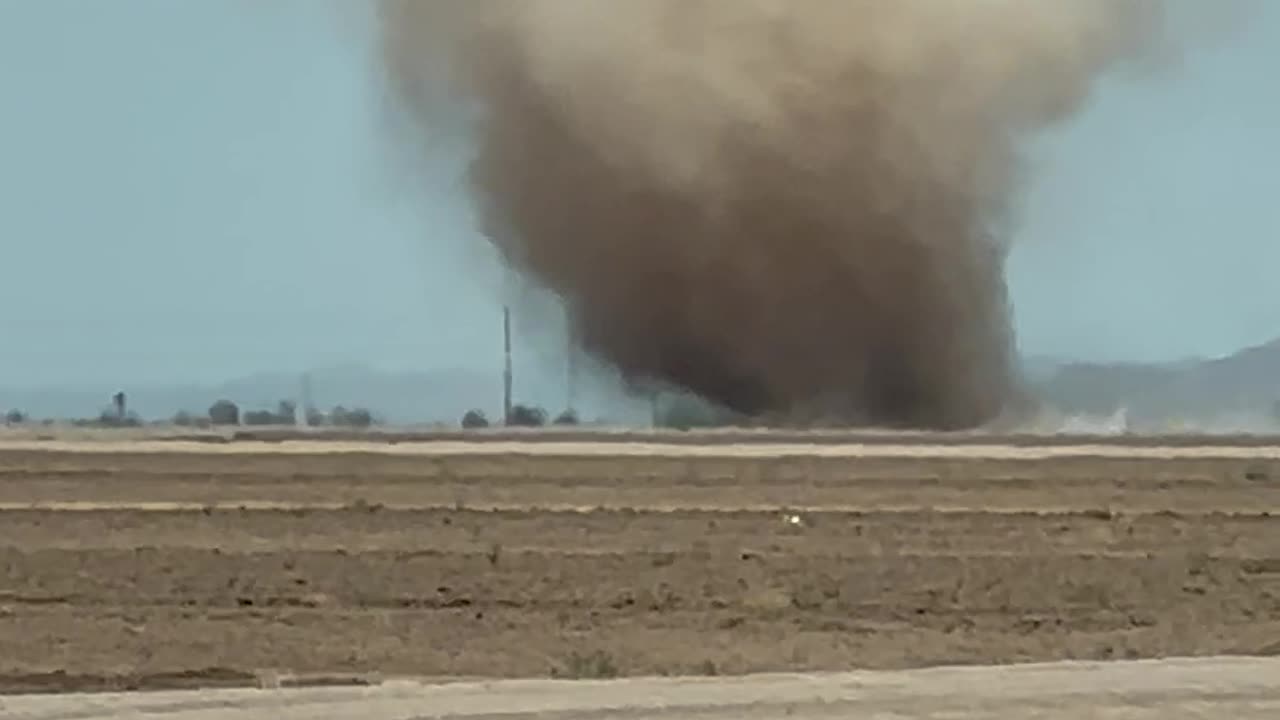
[[1, 444, 1278, 693]]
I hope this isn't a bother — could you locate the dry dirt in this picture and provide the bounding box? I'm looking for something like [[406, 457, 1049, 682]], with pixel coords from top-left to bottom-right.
[[0, 439, 1278, 694], [8, 658, 1280, 719]]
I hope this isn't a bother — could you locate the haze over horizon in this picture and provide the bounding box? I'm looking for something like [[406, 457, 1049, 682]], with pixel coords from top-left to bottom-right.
[[2, 0, 1277, 399]]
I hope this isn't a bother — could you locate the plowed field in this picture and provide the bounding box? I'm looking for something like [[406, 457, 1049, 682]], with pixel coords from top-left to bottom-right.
[[1, 440, 1278, 693]]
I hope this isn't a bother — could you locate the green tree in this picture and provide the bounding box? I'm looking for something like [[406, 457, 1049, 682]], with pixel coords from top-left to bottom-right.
[[508, 404, 548, 427], [4, 409, 27, 425], [275, 400, 298, 424], [330, 406, 375, 428], [208, 400, 240, 426], [461, 409, 490, 429], [243, 400, 297, 426], [243, 409, 276, 426]]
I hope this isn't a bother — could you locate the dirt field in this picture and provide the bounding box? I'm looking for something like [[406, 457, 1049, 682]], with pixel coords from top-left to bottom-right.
[[0, 439, 1278, 693]]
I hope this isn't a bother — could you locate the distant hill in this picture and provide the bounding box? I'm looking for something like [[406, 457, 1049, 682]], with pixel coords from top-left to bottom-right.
[[1031, 338, 1280, 430]]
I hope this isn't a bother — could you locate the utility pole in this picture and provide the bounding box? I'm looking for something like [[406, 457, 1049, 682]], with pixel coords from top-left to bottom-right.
[[566, 324, 578, 416], [503, 305, 513, 425], [298, 372, 313, 427]]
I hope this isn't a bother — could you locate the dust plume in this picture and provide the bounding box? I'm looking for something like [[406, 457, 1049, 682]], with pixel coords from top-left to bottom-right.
[[377, 1, 1163, 429]]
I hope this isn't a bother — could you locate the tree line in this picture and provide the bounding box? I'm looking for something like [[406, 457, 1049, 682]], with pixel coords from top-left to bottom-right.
[[0, 394, 377, 429], [4, 390, 738, 430], [178, 399, 377, 429], [461, 404, 580, 429], [0, 394, 568, 430]]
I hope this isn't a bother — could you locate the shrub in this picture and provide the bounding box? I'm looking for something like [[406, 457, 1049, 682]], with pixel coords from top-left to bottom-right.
[[4, 409, 27, 425], [461, 409, 490, 429], [553, 650, 619, 679], [553, 409, 580, 426]]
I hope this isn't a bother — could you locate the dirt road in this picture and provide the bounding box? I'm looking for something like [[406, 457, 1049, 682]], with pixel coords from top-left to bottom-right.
[[6, 659, 1280, 719], [0, 440, 1278, 692]]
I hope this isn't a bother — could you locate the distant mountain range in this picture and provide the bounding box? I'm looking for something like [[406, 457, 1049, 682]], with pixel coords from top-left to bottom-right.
[[3, 339, 1278, 429], [1029, 338, 1280, 431]]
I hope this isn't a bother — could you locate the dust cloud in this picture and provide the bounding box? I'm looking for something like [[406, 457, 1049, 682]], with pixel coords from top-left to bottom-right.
[[376, 1, 1166, 429]]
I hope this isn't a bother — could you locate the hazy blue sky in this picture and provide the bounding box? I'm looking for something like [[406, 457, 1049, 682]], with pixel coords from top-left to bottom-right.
[[1, 1, 1277, 391]]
